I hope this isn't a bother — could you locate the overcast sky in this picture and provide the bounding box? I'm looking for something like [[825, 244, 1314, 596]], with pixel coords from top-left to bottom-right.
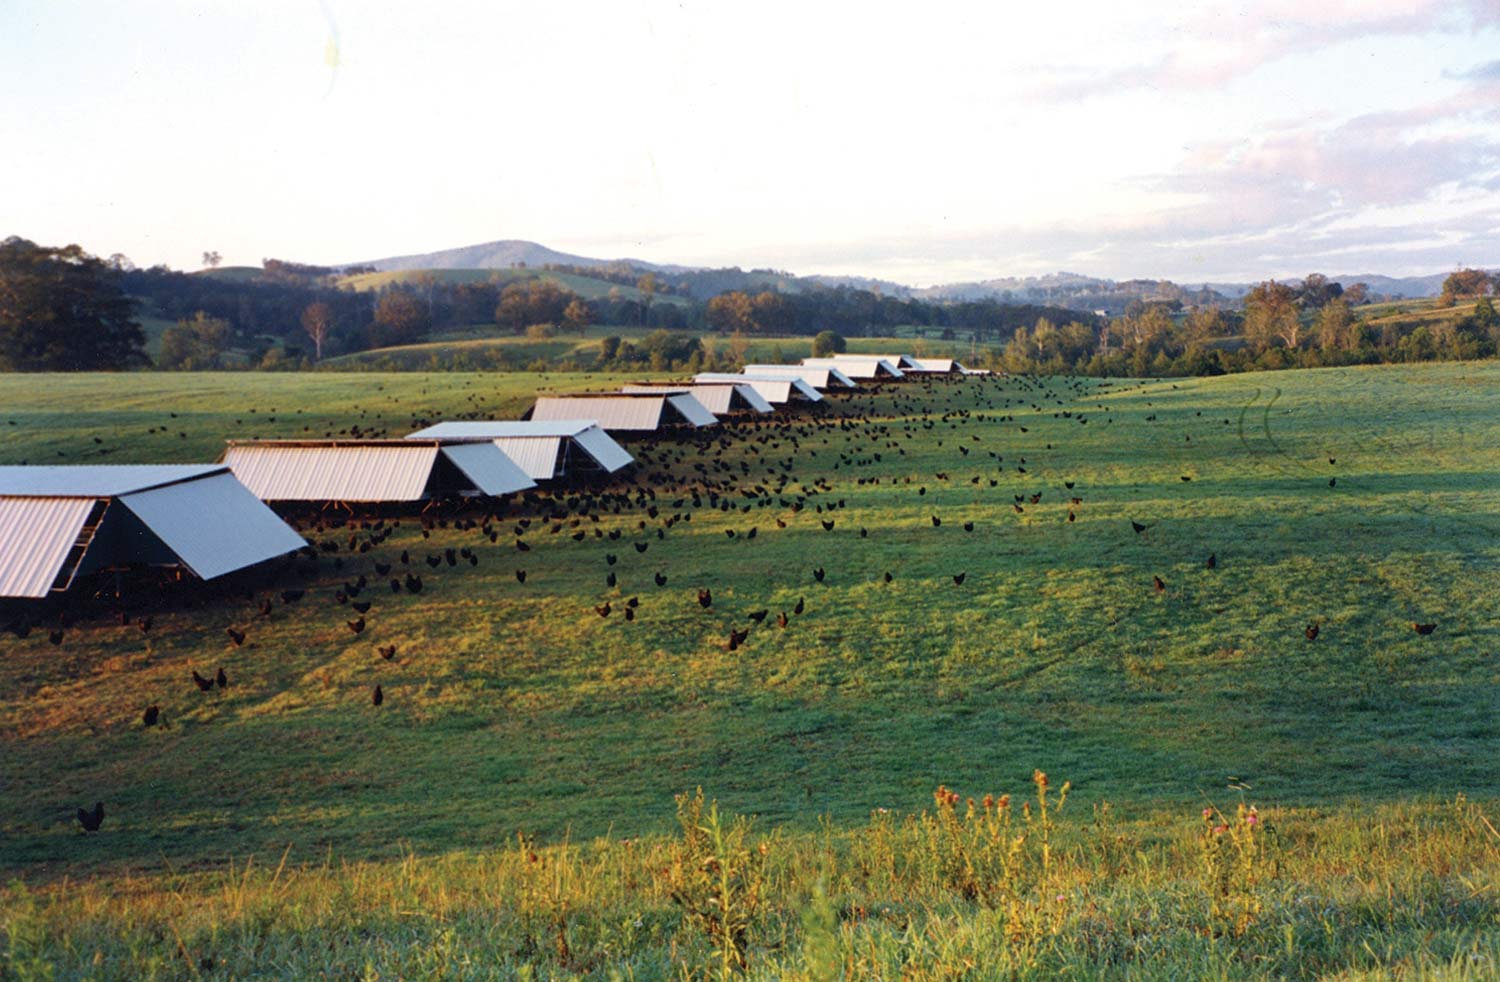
[[3, 0, 1498, 285]]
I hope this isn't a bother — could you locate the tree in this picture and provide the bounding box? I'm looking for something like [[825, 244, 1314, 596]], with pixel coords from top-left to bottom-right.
[[636, 272, 658, 326], [1295, 273, 1342, 309], [811, 330, 846, 357], [201, 251, 222, 269], [563, 299, 591, 335], [1315, 297, 1357, 352], [158, 311, 231, 369], [371, 290, 429, 347], [1184, 308, 1226, 344], [1243, 281, 1302, 350], [1342, 283, 1369, 306], [0, 238, 147, 370], [300, 301, 333, 361], [706, 292, 755, 334], [1439, 267, 1493, 306]]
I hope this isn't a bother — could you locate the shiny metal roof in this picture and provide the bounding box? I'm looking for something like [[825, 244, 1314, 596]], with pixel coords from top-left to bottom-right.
[[620, 383, 773, 415], [0, 465, 226, 497], [120, 472, 307, 580], [439, 443, 536, 496], [530, 394, 717, 431], [742, 365, 857, 388], [489, 437, 563, 480], [569, 426, 634, 473], [0, 497, 96, 598], [693, 374, 824, 403], [801, 357, 904, 379], [408, 420, 597, 439], [908, 358, 965, 373], [405, 420, 632, 479], [223, 443, 443, 501], [830, 352, 922, 369]]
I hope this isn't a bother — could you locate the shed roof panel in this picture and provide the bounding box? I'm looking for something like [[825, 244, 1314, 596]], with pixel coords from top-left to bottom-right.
[[439, 443, 536, 496], [223, 444, 440, 501], [0, 465, 225, 498], [0, 497, 96, 598], [120, 473, 307, 580], [531, 396, 665, 431]]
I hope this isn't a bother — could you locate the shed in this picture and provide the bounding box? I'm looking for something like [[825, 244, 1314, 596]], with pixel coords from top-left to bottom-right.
[[222, 439, 535, 504], [527, 393, 717, 432], [620, 383, 773, 415], [906, 358, 967, 374], [404, 421, 633, 481], [0, 465, 306, 599], [800, 356, 905, 379], [831, 353, 923, 370], [692, 373, 824, 404], [741, 364, 857, 389]]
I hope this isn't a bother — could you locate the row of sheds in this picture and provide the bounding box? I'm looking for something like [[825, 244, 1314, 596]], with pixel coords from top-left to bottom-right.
[[0, 422, 636, 599], [1, 352, 978, 599]]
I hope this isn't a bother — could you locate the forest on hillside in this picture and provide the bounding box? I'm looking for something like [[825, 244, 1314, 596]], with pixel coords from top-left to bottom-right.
[[2, 237, 1496, 377]]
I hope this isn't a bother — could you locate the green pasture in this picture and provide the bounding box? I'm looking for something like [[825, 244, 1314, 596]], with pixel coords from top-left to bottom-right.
[[3, 361, 1500, 976]]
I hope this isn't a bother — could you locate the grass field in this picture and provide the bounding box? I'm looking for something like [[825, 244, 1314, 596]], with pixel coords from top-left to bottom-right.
[[4, 362, 1500, 977]]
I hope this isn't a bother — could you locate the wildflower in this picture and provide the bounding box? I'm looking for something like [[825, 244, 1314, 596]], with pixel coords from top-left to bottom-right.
[[1245, 809, 1259, 827], [983, 794, 994, 810], [1213, 824, 1228, 835], [1033, 769, 1048, 789], [998, 794, 1010, 809], [1203, 807, 1214, 821]]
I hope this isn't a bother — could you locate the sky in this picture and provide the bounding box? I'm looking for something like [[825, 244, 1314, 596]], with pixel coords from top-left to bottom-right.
[[2, 0, 1498, 286]]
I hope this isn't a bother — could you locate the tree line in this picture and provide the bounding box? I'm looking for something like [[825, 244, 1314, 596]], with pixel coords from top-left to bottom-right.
[[3, 237, 1496, 378]]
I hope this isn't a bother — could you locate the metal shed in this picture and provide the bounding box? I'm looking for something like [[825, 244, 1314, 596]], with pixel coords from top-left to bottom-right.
[[404, 420, 634, 481], [800, 356, 905, 379], [741, 364, 858, 389], [692, 373, 824, 404], [906, 358, 967, 373], [0, 465, 306, 599], [619, 383, 774, 415], [831, 353, 923, 370], [527, 394, 718, 432], [221, 439, 535, 503]]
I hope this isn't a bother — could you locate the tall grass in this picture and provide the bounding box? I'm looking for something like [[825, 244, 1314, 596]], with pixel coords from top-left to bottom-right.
[[5, 788, 1500, 979]]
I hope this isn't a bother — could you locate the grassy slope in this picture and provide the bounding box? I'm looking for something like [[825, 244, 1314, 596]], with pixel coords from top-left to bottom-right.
[[2, 364, 1500, 881]]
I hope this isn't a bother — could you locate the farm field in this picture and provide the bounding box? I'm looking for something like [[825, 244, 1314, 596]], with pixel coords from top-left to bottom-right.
[[4, 362, 1500, 977]]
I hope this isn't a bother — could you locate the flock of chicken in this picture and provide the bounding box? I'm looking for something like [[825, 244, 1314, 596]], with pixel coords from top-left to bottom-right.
[[26, 368, 1441, 834]]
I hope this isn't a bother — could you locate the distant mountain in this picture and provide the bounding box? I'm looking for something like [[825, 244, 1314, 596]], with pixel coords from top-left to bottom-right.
[[355, 239, 676, 274], [350, 237, 1471, 306]]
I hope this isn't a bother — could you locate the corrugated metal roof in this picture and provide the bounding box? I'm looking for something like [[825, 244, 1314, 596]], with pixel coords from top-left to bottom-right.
[[743, 365, 857, 388], [0, 465, 226, 497], [620, 383, 771, 415], [407, 420, 595, 439], [830, 352, 921, 369], [801, 357, 904, 379], [439, 443, 536, 496], [693, 374, 825, 403], [489, 437, 563, 480], [224, 444, 441, 501], [713, 384, 775, 413], [531, 396, 666, 431], [119, 472, 306, 581], [0, 496, 96, 598], [908, 358, 960, 372], [569, 426, 634, 473], [665, 393, 719, 427]]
